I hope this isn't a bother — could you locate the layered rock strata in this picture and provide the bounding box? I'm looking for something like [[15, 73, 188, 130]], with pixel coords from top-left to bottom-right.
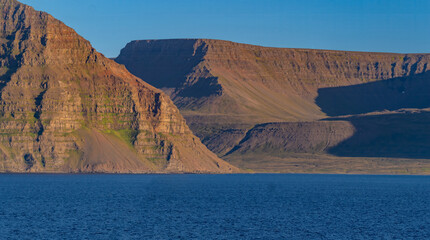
[[0, 1, 237, 173]]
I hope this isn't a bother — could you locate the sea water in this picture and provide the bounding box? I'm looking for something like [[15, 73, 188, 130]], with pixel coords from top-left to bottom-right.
[[1, 174, 429, 239]]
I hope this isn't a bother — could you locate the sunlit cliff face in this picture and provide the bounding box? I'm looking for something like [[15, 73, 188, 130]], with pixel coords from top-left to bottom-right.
[[0, 0, 238, 173]]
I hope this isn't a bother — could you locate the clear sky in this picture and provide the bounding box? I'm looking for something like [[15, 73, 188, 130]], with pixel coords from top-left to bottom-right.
[[20, 0, 430, 57]]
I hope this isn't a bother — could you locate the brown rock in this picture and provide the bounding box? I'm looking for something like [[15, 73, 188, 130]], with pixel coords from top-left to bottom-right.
[[0, 1, 238, 173]]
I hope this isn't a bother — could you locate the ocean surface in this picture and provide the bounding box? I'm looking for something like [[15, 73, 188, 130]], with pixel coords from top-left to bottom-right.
[[1, 174, 430, 239]]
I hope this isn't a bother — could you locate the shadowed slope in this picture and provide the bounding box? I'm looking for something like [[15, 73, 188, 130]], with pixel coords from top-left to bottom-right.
[[327, 111, 430, 159], [316, 71, 430, 116], [223, 112, 430, 174]]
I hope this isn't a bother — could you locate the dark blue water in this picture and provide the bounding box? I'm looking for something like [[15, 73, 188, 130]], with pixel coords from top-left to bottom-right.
[[1, 174, 430, 239]]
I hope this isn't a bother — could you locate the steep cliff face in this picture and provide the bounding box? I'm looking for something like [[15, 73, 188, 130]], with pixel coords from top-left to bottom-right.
[[116, 39, 430, 173], [0, 1, 237, 173]]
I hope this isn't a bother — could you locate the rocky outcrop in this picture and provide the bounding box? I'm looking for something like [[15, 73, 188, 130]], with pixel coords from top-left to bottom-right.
[[0, 1, 237, 173], [225, 121, 355, 156]]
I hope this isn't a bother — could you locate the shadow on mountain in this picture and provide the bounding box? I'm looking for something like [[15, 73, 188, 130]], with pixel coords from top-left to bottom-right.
[[316, 71, 430, 116], [115, 39, 206, 89], [327, 111, 430, 159]]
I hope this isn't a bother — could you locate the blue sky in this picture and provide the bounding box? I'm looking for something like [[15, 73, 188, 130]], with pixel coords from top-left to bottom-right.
[[20, 0, 430, 57]]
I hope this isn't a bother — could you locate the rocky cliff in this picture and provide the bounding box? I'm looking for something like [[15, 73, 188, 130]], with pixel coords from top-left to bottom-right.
[[116, 39, 430, 173], [0, 1, 237, 173]]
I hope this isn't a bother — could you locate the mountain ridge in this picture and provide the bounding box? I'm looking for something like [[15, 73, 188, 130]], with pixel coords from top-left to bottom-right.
[[116, 38, 430, 123], [116, 38, 430, 173], [126, 38, 430, 55]]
